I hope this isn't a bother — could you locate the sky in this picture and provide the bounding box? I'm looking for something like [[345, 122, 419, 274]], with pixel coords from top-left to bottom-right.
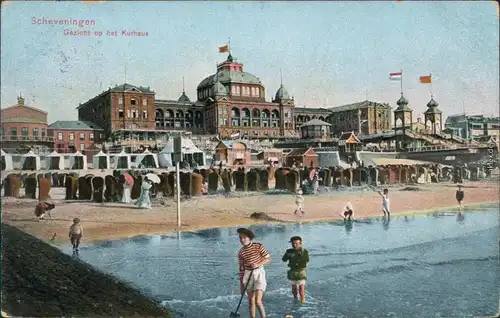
[[1, 1, 499, 124]]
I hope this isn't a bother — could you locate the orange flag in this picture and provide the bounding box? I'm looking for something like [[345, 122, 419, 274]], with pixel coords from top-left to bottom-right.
[[219, 45, 229, 53], [419, 75, 432, 84]]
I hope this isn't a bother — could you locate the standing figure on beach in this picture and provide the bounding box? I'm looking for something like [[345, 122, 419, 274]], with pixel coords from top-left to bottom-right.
[[456, 184, 464, 211], [69, 217, 83, 252], [294, 189, 305, 216], [340, 201, 354, 221], [311, 174, 319, 195], [120, 177, 133, 204], [34, 202, 56, 221], [378, 188, 390, 217], [282, 236, 309, 304], [237, 228, 271, 318], [135, 177, 153, 209]]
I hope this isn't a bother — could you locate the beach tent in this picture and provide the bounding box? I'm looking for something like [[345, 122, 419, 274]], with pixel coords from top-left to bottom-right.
[[20, 150, 41, 171], [1, 149, 13, 171], [69, 151, 88, 170], [159, 137, 206, 167], [47, 151, 65, 170], [113, 150, 132, 169], [135, 149, 159, 169], [92, 150, 111, 169]]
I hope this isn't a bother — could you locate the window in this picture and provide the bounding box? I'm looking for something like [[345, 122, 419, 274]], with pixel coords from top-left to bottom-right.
[[127, 109, 132, 118], [118, 97, 123, 105], [142, 98, 147, 106], [79, 133, 85, 141], [99, 133, 104, 139], [21, 127, 28, 136], [10, 128, 17, 140], [143, 110, 148, 119], [57, 132, 63, 140], [33, 128, 39, 136], [69, 133, 75, 141], [42, 128, 46, 137], [236, 86, 240, 95], [118, 110, 124, 119], [130, 98, 136, 105], [0, 128, 3, 136], [80, 144, 85, 151], [89, 133, 94, 141]]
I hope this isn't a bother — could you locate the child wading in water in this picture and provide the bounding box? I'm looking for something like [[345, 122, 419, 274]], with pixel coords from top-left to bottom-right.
[[282, 236, 309, 304], [378, 188, 390, 217], [340, 201, 354, 221], [69, 218, 83, 251], [237, 228, 271, 318], [294, 189, 305, 216], [456, 184, 464, 211]]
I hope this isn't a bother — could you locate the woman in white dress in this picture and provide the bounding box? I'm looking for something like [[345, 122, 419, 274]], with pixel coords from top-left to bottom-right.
[[135, 177, 152, 209], [121, 177, 132, 204]]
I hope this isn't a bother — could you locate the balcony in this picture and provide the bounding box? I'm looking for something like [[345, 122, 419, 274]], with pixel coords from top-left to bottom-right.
[[1, 135, 55, 142]]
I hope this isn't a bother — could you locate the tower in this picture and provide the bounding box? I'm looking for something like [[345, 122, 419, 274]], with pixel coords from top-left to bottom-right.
[[393, 93, 413, 151], [272, 70, 294, 137], [424, 95, 443, 135]]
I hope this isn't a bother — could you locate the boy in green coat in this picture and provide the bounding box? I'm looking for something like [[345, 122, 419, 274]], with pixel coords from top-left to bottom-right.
[[282, 236, 309, 304]]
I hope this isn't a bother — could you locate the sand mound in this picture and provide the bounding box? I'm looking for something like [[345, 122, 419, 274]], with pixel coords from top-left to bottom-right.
[[400, 186, 425, 191], [1, 223, 171, 317], [250, 212, 281, 221]]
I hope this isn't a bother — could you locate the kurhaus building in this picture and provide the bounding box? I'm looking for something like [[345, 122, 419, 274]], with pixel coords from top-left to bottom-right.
[[156, 53, 297, 139]]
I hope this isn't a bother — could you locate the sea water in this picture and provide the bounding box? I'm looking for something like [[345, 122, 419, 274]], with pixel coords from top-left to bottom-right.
[[66, 206, 499, 318]]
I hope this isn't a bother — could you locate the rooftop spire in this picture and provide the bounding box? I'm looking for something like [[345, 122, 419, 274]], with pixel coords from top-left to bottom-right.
[[182, 76, 185, 93], [280, 68, 283, 86]]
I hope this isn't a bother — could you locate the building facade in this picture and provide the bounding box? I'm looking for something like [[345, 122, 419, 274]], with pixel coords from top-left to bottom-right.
[[294, 107, 331, 132], [77, 84, 156, 137], [155, 91, 205, 135], [48, 121, 105, 153], [326, 100, 392, 137], [0, 96, 53, 153], [445, 114, 500, 140]]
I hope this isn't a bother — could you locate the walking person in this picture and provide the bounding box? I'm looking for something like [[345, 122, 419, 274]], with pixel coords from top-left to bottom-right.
[[237, 228, 271, 318], [282, 236, 310, 304], [135, 177, 153, 209], [294, 189, 305, 216], [311, 173, 319, 195], [69, 217, 83, 252], [120, 175, 133, 204], [378, 188, 390, 217], [456, 184, 464, 211]]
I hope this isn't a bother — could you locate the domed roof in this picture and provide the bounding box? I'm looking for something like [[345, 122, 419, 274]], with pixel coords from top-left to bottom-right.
[[274, 85, 290, 100], [213, 81, 228, 96], [197, 69, 262, 89], [396, 94, 408, 106], [178, 92, 191, 103], [427, 97, 439, 108]]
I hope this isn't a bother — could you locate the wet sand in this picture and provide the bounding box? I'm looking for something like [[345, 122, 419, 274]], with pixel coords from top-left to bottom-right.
[[1, 181, 498, 245]]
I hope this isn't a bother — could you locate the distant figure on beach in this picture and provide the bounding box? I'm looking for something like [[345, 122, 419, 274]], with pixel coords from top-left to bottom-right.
[[282, 236, 309, 304], [294, 189, 305, 216], [237, 228, 271, 318], [120, 177, 132, 204], [34, 202, 55, 221], [340, 201, 354, 221], [69, 217, 83, 251], [135, 177, 152, 209], [202, 180, 208, 195], [378, 188, 390, 217], [456, 184, 464, 211], [311, 174, 319, 195]]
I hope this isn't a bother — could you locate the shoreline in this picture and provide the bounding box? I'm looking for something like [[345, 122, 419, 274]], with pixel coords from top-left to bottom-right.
[[2, 182, 499, 247]]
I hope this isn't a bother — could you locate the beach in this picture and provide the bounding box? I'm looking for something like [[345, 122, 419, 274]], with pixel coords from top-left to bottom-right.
[[2, 181, 498, 245]]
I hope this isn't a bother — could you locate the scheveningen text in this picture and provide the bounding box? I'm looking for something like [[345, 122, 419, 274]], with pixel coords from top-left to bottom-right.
[[32, 17, 96, 27]]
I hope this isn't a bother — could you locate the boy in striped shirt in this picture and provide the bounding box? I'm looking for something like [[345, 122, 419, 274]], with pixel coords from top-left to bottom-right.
[[237, 228, 271, 318]]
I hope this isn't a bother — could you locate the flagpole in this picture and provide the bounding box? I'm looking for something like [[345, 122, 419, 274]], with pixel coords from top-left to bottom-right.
[[228, 37, 231, 54], [430, 73, 433, 97], [400, 68, 403, 95]]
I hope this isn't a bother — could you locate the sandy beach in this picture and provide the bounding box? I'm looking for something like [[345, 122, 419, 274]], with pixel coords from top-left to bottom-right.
[[2, 181, 498, 245]]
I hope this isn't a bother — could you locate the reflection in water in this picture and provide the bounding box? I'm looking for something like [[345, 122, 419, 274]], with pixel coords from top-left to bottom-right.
[[344, 219, 353, 234], [73, 208, 499, 318], [457, 212, 465, 223], [382, 215, 391, 231]]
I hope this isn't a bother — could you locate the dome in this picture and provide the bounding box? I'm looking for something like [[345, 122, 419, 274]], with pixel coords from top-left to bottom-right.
[[197, 69, 262, 89], [178, 92, 191, 103], [427, 97, 439, 108], [274, 85, 290, 100], [213, 81, 228, 96], [396, 94, 408, 106]]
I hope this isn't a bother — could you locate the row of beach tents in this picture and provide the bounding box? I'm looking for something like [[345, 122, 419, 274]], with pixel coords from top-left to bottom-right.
[[1, 138, 206, 171]]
